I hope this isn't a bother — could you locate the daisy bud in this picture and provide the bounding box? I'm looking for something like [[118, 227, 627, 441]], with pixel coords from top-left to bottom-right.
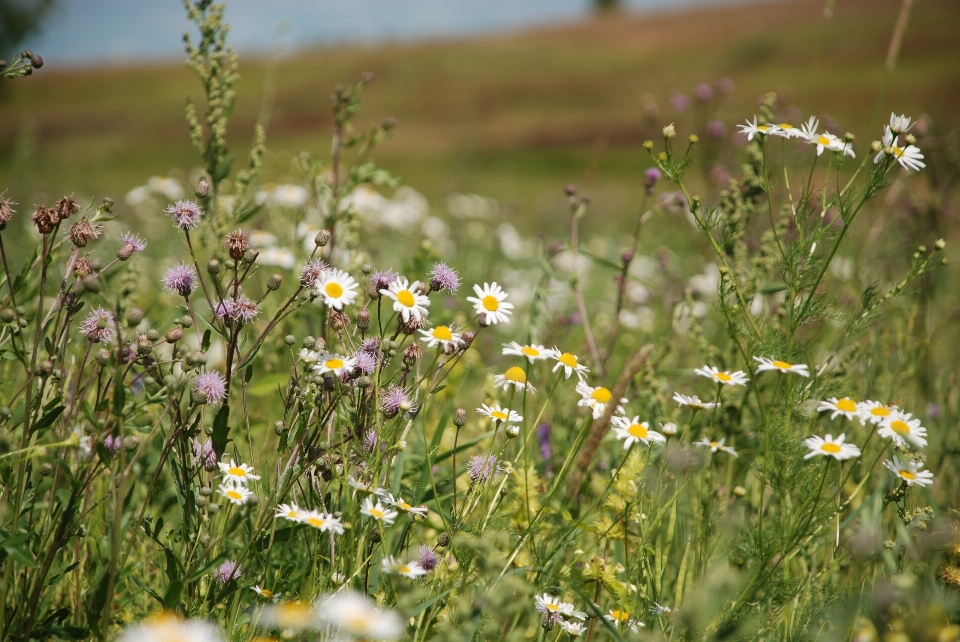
[[224, 230, 249, 261], [643, 140, 654, 150], [266, 273, 282, 291], [844, 132, 855, 143], [453, 407, 467, 428], [356, 309, 370, 330], [661, 422, 678, 436], [315, 230, 331, 247], [871, 141, 882, 153], [195, 177, 210, 198], [166, 327, 183, 343], [207, 259, 221, 275], [905, 134, 917, 145], [688, 134, 699, 144], [505, 424, 520, 439], [662, 123, 676, 139], [95, 349, 110, 366]]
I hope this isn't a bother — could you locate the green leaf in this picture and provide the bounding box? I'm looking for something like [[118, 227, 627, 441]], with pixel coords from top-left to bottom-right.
[[112, 367, 125, 417], [32, 405, 64, 434], [212, 405, 230, 458], [760, 281, 789, 294], [132, 576, 163, 605], [0, 530, 37, 567], [201, 329, 212, 352]]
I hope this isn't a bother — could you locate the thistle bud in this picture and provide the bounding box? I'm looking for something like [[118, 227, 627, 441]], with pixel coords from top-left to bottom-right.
[[242, 248, 258, 264], [0, 196, 15, 230], [403, 342, 422, 367], [314, 230, 331, 247], [356, 309, 370, 330], [329, 310, 349, 331], [302, 336, 316, 349], [0, 309, 14, 323], [370, 528, 381, 544], [195, 496, 209, 508], [207, 259, 221, 276], [123, 436, 140, 451], [146, 328, 160, 342], [69, 219, 100, 247], [284, 334, 296, 346], [191, 388, 209, 405], [208, 504, 220, 515], [453, 407, 467, 428], [460, 331, 475, 349], [266, 273, 282, 291], [195, 178, 210, 198], [437, 532, 450, 547], [95, 349, 110, 366], [126, 307, 143, 326], [81, 275, 100, 293], [39, 462, 53, 477], [38, 360, 53, 376], [361, 263, 373, 275]]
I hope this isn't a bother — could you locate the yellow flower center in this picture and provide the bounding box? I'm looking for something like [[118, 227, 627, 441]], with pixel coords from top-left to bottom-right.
[[521, 346, 540, 357], [818, 135, 831, 146], [779, 123, 794, 130], [715, 372, 732, 382], [325, 282, 343, 298], [286, 511, 299, 519], [369, 508, 384, 518], [627, 424, 648, 439], [546, 603, 560, 612], [757, 125, 768, 132], [870, 407, 891, 418], [306, 517, 325, 528], [398, 565, 411, 574], [227, 490, 243, 500], [821, 443, 841, 454], [710, 442, 719, 448], [772, 360, 792, 370], [491, 410, 508, 420], [228, 466, 246, 477], [898, 469, 916, 480], [345, 614, 370, 632], [591, 387, 612, 404], [836, 398, 856, 412], [325, 358, 344, 370], [504, 366, 526, 383], [482, 294, 500, 311], [558, 353, 578, 368], [396, 289, 415, 307], [894, 146, 904, 158], [432, 325, 453, 341], [399, 501, 412, 511], [889, 420, 910, 436], [610, 610, 629, 622], [260, 589, 273, 598]]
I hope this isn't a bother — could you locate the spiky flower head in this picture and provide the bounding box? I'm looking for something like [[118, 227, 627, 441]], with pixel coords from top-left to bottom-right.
[[215, 560, 241, 585], [380, 385, 412, 418], [72, 254, 95, 279], [117, 232, 147, 259], [165, 199, 204, 230], [192, 438, 218, 471], [56, 195, 80, 221], [417, 545, 440, 572], [31, 204, 58, 234], [467, 453, 503, 483], [224, 229, 249, 261], [299, 258, 328, 288], [0, 195, 16, 229], [354, 349, 377, 375], [79, 307, 116, 344], [428, 261, 460, 293], [370, 269, 398, 292], [69, 219, 101, 247], [163, 264, 197, 297], [214, 295, 260, 324], [194, 371, 227, 406]]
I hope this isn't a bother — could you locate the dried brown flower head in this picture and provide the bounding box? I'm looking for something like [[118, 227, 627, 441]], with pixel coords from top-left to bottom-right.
[[224, 230, 249, 261], [69, 219, 102, 247], [31, 204, 58, 234], [56, 196, 80, 221], [0, 196, 15, 229]]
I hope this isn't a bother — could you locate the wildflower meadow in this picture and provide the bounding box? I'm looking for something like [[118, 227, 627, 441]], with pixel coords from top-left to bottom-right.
[[0, 2, 958, 641]]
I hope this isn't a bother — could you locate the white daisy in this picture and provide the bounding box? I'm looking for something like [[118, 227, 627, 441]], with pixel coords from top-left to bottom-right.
[[673, 392, 718, 410], [218, 459, 260, 485], [258, 600, 318, 633], [302, 510, 345, 534], [381, 276, 430, 323], [252, 585, 280, 600], [605, 609, 644, 633], [884, 455, 934, 487], [611, 415, 666, 448], [873, 126, 925, 171], [275, 502, 306, 522], [559, 621, 587, 636], [737, 116, 779, 141], [315, 268, 359, 310], [768, 122, 801, 139], [360, 496, 398, 525], [694, 437, 738, 457], [534, 594, 583, 620], [466, 282, 514, 325], [316, 591, 404, 640], [313, 353, 357, 377], [117, 615, 224, 642], [575, 381, 627, 419], [493, 366, 536, 393], [857, 400, 897, 426], [877, 412, 927, 449], [694, 365, 749, 386], [418, 325, 462, 350], [388, 495, 429, 518], [347, 476, 390, 497], [802, 433, 861, 461], [217, 481, 253, 505], [381, 555, 427, 579], [298, 349, 321, 365], [551, 350, 590, 380], [817, 397, 859, 421], [753, 356, 810, 377], [477, 403, 523, 424], [502, 341, 555, 362], [888, 113, 914, 135]]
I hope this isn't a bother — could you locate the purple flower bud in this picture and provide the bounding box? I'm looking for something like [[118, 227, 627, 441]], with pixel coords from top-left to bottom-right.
[[118, 232, 147, 260], [705, 119, 727, 140], [717, 77, 735, 95], [103, 434, 122, 454], [670, 93, 690, 113], [644, 168, 662, 190], [694, 82, 714, 103], [418, 545, 440, 572]]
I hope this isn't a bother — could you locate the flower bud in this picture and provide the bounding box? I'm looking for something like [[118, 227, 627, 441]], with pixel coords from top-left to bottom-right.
[[662, 123, 676, 139], [126, 307, 143, 326], [146, 328, 160, 342], [733, 485, 747, 497], [0, 309, 14, 323], [437, 532, 450, 547], [361, 263, 373, 275], [39, 462, 53, 477], [224, 230, 249, 261], [267, 273, 282, 291], [207, 259, 221, 276], [356, 309, 370, 330], [38, 359, 53, 376], [284, 334, 296, 345], [370, 528, 381, 544], [95, 349, 110, 366], [274, 420, 286, 436], [195, 496, 209, 508], [314, 230, 331, 247], [302, 336, 316, 349], [81, 276, 100, 293], [453, 407, 467, 428], [191, 388, 209, 405], [207, 503, 220, 514], [357, 376, 372, 389], [123, 436, 140, 451], [460, 332, 475, 349], [195, 178, 210, 198], [166, 327, 184, 343], [661, 422, 677, 436], [242, 248, 258, 264], [505, 424, 520, 439], [935, 238, 946, 250], [688, 134, 699, 144]]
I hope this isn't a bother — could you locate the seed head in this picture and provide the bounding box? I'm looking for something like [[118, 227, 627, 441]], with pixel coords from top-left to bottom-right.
[[72, 254, 95, 278], [356, 309, 370, 330], [0, 196, 15, 229], [224, 230, 249, 261], [195, 177, 210, 198], [69, 219, 101, 247], [31, 204, 58, 234], [459, 331, 475, 349], [402, 342, 422, 366], [329, 310, 349, 331], [56, 196, 80, 221]]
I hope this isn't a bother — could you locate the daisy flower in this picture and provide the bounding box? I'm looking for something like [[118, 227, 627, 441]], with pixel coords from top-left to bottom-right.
[[313, 353, 357, 377], [252, 585, 280, 600], [605, 610, 644, 633], [380, 276, 430, 323], [477, 403, 523, 424], [817, 397, 859, 421], [360, 496, 398, 525], [888, 113, 914, 135], [877, 412, 927, 449], [316, 591, 404, 640], [217, 481, 253, 505], [560, 621, 587, 636], [381, 555, 427, 579], [611, 415, 666, 448], [388, 495, 429, 518], [694, 365, 749, 386], [857, 400, 896, 426], [466, 282, 514, 325], [117, 614, 224, 642], [768, 122, 801, 139], [493, 366, 536, 393], [534, 594, 583, 620], [576, 380, 627, 419], [551, 350, 590, 380], [348, 476, 389, 497], [673, 392, 718, 410], [260, 600, 320, 633], [502, 341, 555, 362], [218, 459, 260, 485], [315, 267, 359, 310], [873, 125, 925, 171], [419, 325, 462, 350], [802, 433, 861, 460], [884, 455, 934, 487], [694, 437, 738, 457], [753, 356, 810, 377], [301, 510, 345, 534], [737, 116, 778, 141], [275, 503, 306, 522]]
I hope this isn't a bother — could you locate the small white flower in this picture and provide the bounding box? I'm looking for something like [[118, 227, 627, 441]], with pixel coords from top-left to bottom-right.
[[315, 268, 359, 310], [388, 494, 429, 518], [753, 356, 810, 377], [817, 397, 859, 421], [673, 392, 718, 410], [534, 594, 583, 620], [802, 433, 861, 460], [694, 365, 749, 386], [361, 496, 398, 525], [873, 126, 925, 171], [275, 503, 306, 522], [419, 325, 462, 350], [302, 510, 345, 534], [348, 476, 390, 497], [313, 353, 357, 377], [258, 247, 296, 269], [217, 481, 253, 505], [493, 366, 536, 393], [660, 422, 678, 436], [605, 609, 644, 633], [381, 555, 427, 579], [611, 415, 666, 448], [298, 349, 321, 365], [857, 400, 897, 426], [576, 380, 627, 419], [218, 459, 260, 485], [381, 276, 430, 323], [694, 437, 738, 457], [477, 403, 523, 423], [466, 282, 514, 325], [560, 620, 587, 636], [888, 113, 914, 135], [117, 614, 223, 642], [767, 121, 801, 139], [551, 350, 590, 380], [317, 591, 404, 640], [71, 425, 93, 461], [737, 116, 779, 141], [883, 455, 934, 487], [877, 412, 927, 449], [502, 341, 555, 362], [252, 585, 280, 600]]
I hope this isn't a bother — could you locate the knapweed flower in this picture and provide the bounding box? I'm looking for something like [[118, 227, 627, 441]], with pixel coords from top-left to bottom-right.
[[389, 495, 428, 518], [877, 412, 927, 449], [494, 366, 535, 393], [218, 459, 260, 485], [417, 545, 440, 572], [381, 276, 430, 323], [165, 199, 204, 230], [884, 455, 934, 487], [275, 502, 306, 522], [313, 353, 357, 378], [214, 295, 260, 324], [217, 481, 253, 505], [560, 621, 587, 636], [857, 400, 896, 425], [611, 415, 666, 448], [818, 397, 859, 421], [79, 307, 116, 344], [695, 437, 738, 457], [360, 496, 398, 525], [316, 591, 404, 640], [802, 433, 861, 460], [673, 392, 718, 410], [552, 350, 590, 380], [163, 264, 197, 297], [534, 594, 584, 620], [467, 453, 503, 483], [315, 267, 359, 310], [428, 261, 460, 293], [874, 125, 925, 171], [215, 560, 241, 585], [419, 325, 462, 350], [502, 341, 554, 362], [576, 381, 626, 419], [477, 403, 523, 424], [302, 510, 345, 534], [467, 282, 514, 325], [737, 116, 778, 141], [194, 371, 227, 405], [299, 258, 328, 288], [381, 555, 427, 579], [118, 614, 224, 642], [252, 585, 279, 600], [694, 365, 749, 386], [118, 232, 147, 258], [753, 356, 810, 377], [380, 385, 413, 418], [605, 610, 644, 633], [260, 601, 319, 633]]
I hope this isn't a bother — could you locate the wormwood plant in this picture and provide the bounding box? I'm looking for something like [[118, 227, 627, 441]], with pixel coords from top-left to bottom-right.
[[0, 4, 956, 642]]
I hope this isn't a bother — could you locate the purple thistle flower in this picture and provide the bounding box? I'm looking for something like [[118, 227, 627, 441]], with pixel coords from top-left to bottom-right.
[[163, 264, 197, 297], [363, 430, 378, 452], [360, 337, 380, 354], [194, 371, 227, 406], [705, 119, 727, 140], [694, 82, 714, 103], [354, 349, 377, 375], [418, 545, 439, 572], [192, 438, 218, 470], [370, 269, 398, 292], [165, 199, 204, 230], [79, 307, 116, 344], [537, 423, 552, 462], [670, 93, 690, 113], [428, 262, 460, 294], [380, 385, 410, 419], [467, 453, 503, 483], [118, 232, 147, 259], [215, 295, 259, 324], [299, 258, 328, 288], [644, 168, 662, 191], [103, 434, 122, 455], [215, 560, 241, 585]]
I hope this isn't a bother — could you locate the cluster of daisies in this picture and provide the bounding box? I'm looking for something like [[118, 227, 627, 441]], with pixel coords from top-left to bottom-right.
[[534, 594, 663, 636], [214, 459, 260, 506], [738, 112, 925, 172]]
